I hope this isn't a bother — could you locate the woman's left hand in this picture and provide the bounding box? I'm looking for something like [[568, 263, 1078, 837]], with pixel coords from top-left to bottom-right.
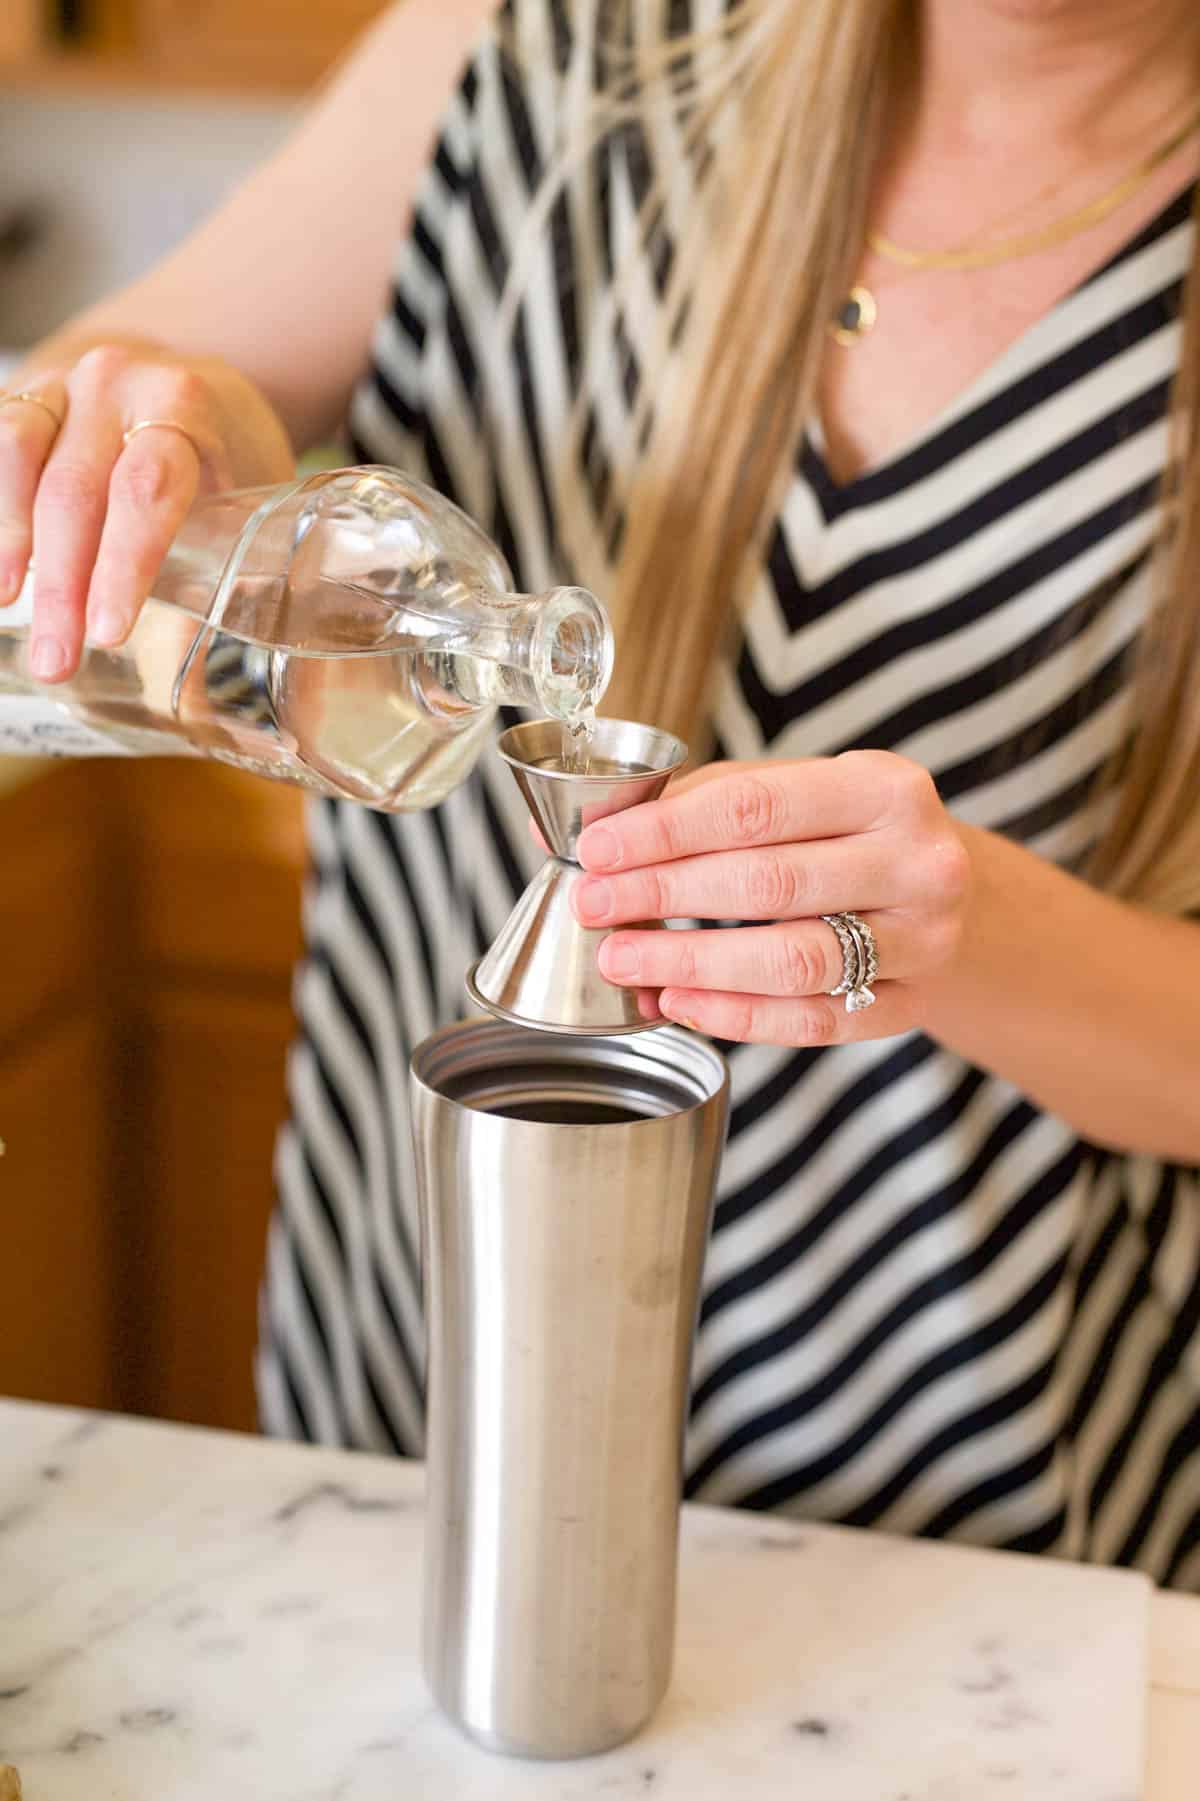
[[572, 751, 973, 1045]]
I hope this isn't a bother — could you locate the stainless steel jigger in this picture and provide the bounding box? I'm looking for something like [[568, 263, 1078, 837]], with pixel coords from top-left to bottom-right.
[[466, 717, 688, 1034]]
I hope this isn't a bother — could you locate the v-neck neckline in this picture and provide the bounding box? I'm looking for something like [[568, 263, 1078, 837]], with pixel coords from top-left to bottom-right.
[[807, 178, 1197, 514]]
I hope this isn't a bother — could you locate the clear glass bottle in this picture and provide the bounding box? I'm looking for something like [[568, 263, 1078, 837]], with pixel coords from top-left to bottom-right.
[[0, 467, 612, 811]]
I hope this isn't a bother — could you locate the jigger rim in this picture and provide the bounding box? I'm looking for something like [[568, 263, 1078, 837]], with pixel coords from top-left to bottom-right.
[[464, 969, 657, 1035], [496, 716, 688, 782]]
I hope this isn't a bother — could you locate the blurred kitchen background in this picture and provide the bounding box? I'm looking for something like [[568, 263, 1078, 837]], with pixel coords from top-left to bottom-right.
[[1, 0, 389, 1435]]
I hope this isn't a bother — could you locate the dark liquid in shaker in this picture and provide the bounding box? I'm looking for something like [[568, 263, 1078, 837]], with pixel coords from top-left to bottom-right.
[[485, 1099, 647, 1124], [447, 1058, 685, 1120]]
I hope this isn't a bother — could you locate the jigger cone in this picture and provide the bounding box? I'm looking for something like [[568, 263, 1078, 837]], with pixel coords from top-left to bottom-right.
[[466, 717, 688, 1034]]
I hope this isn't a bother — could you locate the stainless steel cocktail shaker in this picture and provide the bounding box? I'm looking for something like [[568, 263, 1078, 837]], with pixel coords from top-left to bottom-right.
[[410, 1019, 729, 1758]]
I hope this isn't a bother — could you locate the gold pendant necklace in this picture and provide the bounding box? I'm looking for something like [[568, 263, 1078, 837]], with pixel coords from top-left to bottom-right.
[[830, 285, 878, 347], [830, 101, 1200, 347]]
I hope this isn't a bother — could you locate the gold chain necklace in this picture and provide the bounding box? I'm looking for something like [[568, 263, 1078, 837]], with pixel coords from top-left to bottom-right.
[[830, 102, 1200, 347]]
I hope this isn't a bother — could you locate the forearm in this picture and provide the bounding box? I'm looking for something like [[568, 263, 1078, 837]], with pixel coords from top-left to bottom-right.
[[918, 824, 1200, 1162]]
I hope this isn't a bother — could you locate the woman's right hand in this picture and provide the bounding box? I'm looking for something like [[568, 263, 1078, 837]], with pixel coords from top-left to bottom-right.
[[0, 342, 294, 682]]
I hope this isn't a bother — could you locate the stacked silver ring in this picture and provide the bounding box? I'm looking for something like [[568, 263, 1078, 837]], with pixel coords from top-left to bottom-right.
[[820, 912, 879, 1013]]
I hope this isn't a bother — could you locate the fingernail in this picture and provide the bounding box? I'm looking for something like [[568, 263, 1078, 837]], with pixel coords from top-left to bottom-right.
[[661, 993, 703, 1032], [574, 877, 612, 924], [580, 824, 620, 870], [30, 637, 66, 680], [602, 938, 639, 981], [637, 989, 663, 1021], [88, 605, 126, 647]]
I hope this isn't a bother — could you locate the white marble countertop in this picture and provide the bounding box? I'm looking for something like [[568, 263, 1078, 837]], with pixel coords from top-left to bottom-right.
[[0, 1400, 1196, 1800]]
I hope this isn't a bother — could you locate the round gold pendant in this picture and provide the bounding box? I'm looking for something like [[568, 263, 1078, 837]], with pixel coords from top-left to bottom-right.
[[829, 285, 877, 347]]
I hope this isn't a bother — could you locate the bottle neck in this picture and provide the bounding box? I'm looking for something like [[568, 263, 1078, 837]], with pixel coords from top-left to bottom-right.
[[433, 584, 612, 723]]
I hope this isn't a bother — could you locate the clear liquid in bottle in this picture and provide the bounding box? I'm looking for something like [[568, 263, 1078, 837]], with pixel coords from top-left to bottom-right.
[[0, 595, 499, 809], [0, 468, 615, 810]]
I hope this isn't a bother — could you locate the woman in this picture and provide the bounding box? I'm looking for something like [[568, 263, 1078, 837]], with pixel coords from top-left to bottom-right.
[[5, 0, 1200, 1584]]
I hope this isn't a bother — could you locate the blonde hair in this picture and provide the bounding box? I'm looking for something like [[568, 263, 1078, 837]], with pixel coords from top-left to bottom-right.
[[516, 0, 1200, 914]]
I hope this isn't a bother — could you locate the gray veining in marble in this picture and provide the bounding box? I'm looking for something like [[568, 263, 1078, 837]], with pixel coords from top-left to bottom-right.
[[0, 1401, 1149, 1799]]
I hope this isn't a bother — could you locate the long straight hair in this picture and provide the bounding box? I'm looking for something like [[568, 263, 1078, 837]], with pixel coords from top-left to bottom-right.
[[524, 0, 1200, 914]]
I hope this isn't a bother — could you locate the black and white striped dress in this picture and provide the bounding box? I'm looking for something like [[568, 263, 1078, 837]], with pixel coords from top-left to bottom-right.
[[257, 4, 1200, 1588]]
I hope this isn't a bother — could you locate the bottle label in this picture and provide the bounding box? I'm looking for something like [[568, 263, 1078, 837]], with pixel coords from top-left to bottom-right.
[[0, 578, 131, 757], [0, 695, 133, 757]]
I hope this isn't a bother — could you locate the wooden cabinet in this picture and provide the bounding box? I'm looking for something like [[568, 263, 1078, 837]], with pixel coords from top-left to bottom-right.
[[124, 988, 297, 1431], [111, 760, 305, 1432], [0, 0, 389, 93], [0, 758, 305, 1432], [0, 2, 44, 65], [0, 766, 122, 1411], [0, 1015, 120, 1411], [138, 0, 388, 91]]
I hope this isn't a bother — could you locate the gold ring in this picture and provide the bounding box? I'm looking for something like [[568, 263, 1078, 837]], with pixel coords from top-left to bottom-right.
[[0, 390, 64, 431], [123, 418, 203, 456]]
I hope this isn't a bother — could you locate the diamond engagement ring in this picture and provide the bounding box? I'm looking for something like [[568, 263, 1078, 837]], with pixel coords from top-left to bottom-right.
[[821, 911, 879, 1013]]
